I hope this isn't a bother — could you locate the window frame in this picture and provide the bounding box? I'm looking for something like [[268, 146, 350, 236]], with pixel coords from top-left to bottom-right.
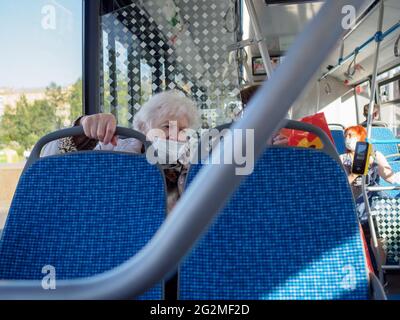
[[378, 72, 400, 106], [83, 0, 101, 116]]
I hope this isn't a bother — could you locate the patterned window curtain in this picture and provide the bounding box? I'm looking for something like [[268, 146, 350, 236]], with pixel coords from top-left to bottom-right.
[[100, 0, 244, 129]]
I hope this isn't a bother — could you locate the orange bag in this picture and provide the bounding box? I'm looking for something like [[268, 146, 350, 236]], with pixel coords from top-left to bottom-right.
[[280, 113, 334, 149]]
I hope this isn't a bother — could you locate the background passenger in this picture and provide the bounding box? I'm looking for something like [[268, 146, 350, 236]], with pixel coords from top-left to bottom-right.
[[239, 85, 261, 108], [360, 103, 387, 127], [239, 85, 288, 145]]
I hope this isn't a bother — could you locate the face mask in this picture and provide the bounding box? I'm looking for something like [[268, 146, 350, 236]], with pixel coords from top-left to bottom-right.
[[345, 137, 358, 152], [151, 138, 187, 166]]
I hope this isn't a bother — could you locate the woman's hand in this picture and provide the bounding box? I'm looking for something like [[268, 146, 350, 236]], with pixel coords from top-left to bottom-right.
[[272, 133, 289, 146], [79, 113, 118, 146]]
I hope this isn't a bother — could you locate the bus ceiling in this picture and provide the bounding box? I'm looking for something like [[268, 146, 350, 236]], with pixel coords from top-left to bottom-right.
[[97, 1, 399, 88], [319, 0, 400, 86], [239, 0, 399, 87], [246, 1, 324, 57], [264, 0, 323, 4]]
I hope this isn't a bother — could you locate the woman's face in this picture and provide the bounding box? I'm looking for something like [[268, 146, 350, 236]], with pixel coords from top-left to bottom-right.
[[146, 113, 190, 142], [344, 130, 360, 152], [344, 131, 358, 140]]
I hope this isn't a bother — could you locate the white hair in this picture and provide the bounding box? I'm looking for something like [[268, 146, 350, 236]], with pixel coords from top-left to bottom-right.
[[132, 90, 200, 133]]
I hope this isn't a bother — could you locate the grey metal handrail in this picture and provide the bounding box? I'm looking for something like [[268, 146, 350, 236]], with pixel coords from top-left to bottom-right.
[[370, 272, 387, 300], [367, 185, 400, 191], [24, 126, 148, 173], [360, 0, 386, 283], [283, 120, 340, 161], [320, 6, 400, 80], [211, 120, 340, 162], [0, 0, 369, 299], [245, 0, 274, 78], [199, 120, 341, 174]]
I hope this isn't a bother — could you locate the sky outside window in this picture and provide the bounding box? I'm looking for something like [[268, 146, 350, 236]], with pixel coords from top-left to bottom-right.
[[0, 0, 82, 89], [0, 0, 83, 222]]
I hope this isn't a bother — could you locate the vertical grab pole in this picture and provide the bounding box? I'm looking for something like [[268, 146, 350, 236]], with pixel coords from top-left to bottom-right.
[[83, 0, 101, 115], [339, 40, 345, 63], [244, 0, 274, 79], [316, 79, 321, 113], [354, 87, 361, 124], [366, 0, 384, 139], [361, 0, 384, 283]]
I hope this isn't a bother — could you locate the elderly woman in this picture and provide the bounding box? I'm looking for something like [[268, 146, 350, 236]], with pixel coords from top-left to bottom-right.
[[42, 90, 200, 212]]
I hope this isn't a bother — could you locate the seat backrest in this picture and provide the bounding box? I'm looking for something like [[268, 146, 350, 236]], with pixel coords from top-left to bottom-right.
[[331, 129, 346, 155], [180, 147, 369, 299], [329, 124, 345, 131], [371, 127, 399, 156], [0, 152, 166, 299]]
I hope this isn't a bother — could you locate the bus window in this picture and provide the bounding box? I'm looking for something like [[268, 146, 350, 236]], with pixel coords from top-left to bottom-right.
[[0, 0, 83, 228], [318, 86, 358, 128], [378, 66, 400, 136], [355, 80, 372, 123], [99, 0, 243, 130], [380, 77, 400, 104], [377, 65, 400, 84]]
